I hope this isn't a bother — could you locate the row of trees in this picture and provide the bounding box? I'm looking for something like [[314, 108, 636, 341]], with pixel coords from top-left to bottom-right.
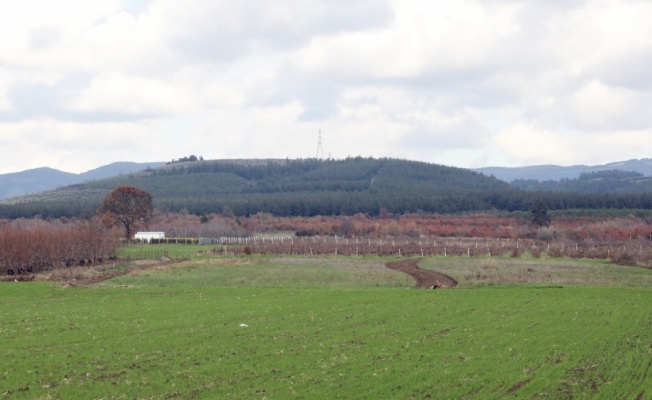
[[3, 188, 651, 221], [136, 207, 652, 243], [4, 183, 652, 276], [167, 155, 204, 164], [205, 235, 651, 265], [0, 185, 155, 275], [4, 183, 652, 244], [151, 191, 652, 218], [238, 212, 652, 242], [0, 220, 120, 275], [148, 210, 248, 238]]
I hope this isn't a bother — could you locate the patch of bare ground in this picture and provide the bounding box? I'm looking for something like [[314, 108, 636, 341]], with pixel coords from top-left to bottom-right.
[[386, 259, 457, 289], [506, 380, 530, 395], [74, 258, 189, 286], [0, 275, 35, 282], [4, 257, 189, 287]]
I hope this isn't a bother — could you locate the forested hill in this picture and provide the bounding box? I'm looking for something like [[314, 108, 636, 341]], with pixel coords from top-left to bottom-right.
[[512, 170, 652, 194], [0, 158, 507, 217], [1, 158, 651, 219]]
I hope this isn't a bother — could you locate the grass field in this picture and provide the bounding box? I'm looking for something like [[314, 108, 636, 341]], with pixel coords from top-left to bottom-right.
[[119, 244, 207, 260], [1, 253, 651, 399]]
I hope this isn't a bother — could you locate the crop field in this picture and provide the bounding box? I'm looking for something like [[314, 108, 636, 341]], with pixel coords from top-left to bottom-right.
[[119, 244, 206, 260], [1, 253, 651, 399]]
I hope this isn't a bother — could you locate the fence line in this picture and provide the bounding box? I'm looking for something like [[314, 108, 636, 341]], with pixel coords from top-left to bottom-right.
[[191, 235, 651, 262]]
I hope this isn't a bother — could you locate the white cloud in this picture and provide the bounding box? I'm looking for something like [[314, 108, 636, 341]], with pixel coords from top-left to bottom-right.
[[492, 122, 577, 165], [297, 0, 523, 80], [582, 130, 652, 162], [568, 80, 652, 131], [0, 1, 120, 67], [68, 74, 193, 116], [492, 122, 652, 167], [0, 118, 155, 172], [1, 0, 652, 174]]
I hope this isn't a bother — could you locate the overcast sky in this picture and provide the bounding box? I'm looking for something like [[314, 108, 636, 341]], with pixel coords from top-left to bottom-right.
[[1, 0, 651, 174]]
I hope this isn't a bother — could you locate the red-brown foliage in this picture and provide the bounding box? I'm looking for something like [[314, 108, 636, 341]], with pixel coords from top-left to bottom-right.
[[98, 185, 153, 240], [0, 219, 120, 276], [147, 212, 248, 238], [231, 213, 652, 245]]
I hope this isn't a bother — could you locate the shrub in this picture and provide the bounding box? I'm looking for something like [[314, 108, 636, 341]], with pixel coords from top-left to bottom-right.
[[612, 252, 637, 266]]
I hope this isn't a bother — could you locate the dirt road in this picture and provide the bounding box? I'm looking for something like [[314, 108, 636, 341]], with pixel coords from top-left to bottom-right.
[[386, 259, 457, 289]]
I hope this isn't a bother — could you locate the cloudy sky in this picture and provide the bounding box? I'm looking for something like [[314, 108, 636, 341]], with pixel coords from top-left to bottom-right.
[[1, 0, 651, 174]]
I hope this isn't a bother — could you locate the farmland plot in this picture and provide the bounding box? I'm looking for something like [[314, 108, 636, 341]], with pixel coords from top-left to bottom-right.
[[0, 255, 651, 399]]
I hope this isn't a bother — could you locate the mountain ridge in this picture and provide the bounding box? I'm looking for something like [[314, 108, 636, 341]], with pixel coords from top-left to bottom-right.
[[474, 158, 652, 182], [0, 161, 165, 200], [3, 157, 651, 201]]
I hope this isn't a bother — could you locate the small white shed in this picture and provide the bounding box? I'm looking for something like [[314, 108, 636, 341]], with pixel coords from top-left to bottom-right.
[[134, 231, 165, 243]]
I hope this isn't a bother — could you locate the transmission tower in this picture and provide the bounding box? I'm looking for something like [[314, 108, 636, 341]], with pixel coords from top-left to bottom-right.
[[316, 129, 324, 159]]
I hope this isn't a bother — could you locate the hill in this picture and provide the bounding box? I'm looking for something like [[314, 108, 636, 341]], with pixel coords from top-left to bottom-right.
[[2, 157, 652, 219], [0, 158, 519, 218], [0, 161, 165, 200], [512, 170, 652, 194], [474, 158, 652, 182]]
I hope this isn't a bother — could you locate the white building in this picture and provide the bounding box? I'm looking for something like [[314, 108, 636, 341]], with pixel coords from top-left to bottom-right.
[[134, 231, 165, 243]]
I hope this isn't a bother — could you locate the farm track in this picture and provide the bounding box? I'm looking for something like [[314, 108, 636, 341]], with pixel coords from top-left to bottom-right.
[[386, 259, 457, 289], [71, 257, 458, 288], [64, 258, 190, 286]]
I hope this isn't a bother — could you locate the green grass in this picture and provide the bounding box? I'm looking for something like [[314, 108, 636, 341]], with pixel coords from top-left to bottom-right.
[[107, 256, 414, 289], [1, 256, 651, 399], [119, 244, 206, 259], [419, 256, 652, 287]]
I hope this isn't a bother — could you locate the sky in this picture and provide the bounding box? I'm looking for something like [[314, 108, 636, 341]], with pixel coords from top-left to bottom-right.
[[1, 0, 652, 174]]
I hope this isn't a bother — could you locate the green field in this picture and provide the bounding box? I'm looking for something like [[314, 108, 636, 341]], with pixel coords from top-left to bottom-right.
[[119, 243, 207, 260], [1, 254, 651, 399]]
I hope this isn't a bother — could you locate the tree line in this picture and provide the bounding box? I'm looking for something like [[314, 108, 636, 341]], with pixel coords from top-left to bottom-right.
[[512, 170, 652, 194], [0, 220, 120, 276]]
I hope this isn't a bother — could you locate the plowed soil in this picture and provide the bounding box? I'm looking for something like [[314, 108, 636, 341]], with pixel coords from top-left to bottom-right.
[[386, 259, 457, 289]]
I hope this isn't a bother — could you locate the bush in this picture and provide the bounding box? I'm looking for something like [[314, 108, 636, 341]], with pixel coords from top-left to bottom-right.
[[295, 229, 318, 237], [612, 252, 637, 266], [0, 220, 120, 275]]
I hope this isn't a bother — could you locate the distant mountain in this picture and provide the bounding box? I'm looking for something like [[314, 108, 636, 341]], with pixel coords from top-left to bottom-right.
[[77, 162, 165, 181], [0, 167, 77, 199], [0, 162, 165, 200], [474, 159, 652, 182], [6, 158, 650, 201], [511, 170, 652, 194]]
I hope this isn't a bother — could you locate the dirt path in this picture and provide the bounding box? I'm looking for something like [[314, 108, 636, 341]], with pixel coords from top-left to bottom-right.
[[386, 259, 457, 289], [49, 258, 188, 287]]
